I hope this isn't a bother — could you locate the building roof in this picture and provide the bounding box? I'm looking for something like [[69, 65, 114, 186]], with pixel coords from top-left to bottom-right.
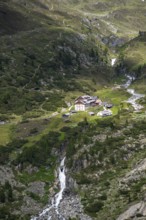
[[97, 109, 112, 117], [75, 95, 99, 106], [62, 113, 70, 118], [75, 100, 85, 105], [106, 104, 113, 108]]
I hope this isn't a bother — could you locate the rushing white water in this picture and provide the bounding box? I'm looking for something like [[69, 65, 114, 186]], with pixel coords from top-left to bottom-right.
[[55, 158, 66, 211], [123, 75, 145, 111], [122, 74, 136, 89], [31, 157, 66, 220], [127, 89, 144, 111], [111, 58, 116, 66]]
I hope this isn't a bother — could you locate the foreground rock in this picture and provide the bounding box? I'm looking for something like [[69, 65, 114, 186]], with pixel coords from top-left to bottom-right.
[[59, 192, 92, 220], [120, 158, 146, 186], [117, 199, 146, 220]]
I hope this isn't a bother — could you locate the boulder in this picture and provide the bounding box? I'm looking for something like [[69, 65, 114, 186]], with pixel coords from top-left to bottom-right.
[[117, 201, 146, 220]]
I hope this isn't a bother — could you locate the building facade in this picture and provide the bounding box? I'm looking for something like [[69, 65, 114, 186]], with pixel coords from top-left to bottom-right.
[[75, 101, 86, 111]]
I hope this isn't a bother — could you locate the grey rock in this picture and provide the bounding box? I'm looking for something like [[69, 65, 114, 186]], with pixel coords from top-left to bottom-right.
[[24, 165, 39, 175], [27, 181, 46, 198], [117, 201, 146, 220], [21, 195, 42, 215], [59, 194, 92, 220], [0, 166, 15, 185], [0, 165, 23, 187], [119, 159, 146, 186]]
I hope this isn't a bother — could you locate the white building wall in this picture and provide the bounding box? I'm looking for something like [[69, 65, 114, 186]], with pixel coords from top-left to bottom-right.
[[75, 104, 85, 111]]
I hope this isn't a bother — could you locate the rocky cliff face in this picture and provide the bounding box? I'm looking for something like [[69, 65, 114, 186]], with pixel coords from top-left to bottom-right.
[[64, 119, 146, 220]]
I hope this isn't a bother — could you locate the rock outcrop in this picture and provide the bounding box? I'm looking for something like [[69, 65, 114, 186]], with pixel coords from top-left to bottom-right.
[[27, 181, 46, 198], [59, 193, 92, 220], [117, 200, 146, 220], [120, 158, 146, 186]]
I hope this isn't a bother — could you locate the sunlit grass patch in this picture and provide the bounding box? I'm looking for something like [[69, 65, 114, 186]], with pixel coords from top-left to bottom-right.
[[0, 124, 12, 146]]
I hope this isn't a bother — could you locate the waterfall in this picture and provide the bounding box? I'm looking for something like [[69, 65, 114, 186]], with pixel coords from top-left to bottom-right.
[[111, 58, 116, 66], [54, 157, 66, 215], [31, 157, 66, 220]]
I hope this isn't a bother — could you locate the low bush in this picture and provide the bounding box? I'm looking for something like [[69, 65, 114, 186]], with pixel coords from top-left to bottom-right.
[[85, 200, 104, 213]]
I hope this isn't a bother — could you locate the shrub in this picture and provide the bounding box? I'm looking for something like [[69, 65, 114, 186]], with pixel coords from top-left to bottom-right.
[[85, 200, 104, 213], [30, 127, 38, 135], [76, 174, 92, 185], [98, 193, 107, 201]]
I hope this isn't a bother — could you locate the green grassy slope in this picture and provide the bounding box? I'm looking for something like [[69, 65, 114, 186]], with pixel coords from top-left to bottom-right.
[[118, 34, 146, 92], [0, 1, 114, 116], [120, 34, 146, 69]]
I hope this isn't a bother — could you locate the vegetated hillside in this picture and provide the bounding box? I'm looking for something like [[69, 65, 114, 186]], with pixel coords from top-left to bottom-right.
[[117, 33, 146, 96], [65, 116, 146, 220], [1, 1, 146, 220], [14, 0, 146, 43], [0, 4, 36, 36], [1, 109, 146, 219], [0, 1, 114, 115], [72, 0, 146, 40], [1, 0, 146, 117], [119, 33, 146, 70]]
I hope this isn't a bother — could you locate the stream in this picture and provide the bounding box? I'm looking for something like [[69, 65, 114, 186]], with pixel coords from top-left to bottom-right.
[[123, 75, 145, 111], [127, 89, 144, 111], [31, 157, 66, 220], [111, 57, 145, 111]]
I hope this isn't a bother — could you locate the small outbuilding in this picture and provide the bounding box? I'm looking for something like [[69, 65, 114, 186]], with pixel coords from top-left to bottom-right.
[[62, 113, 70, 118], [0, 121, 5, 125], [97, 109, 112, 117], [89, 112, 95, 116], [102, 110, 112, 117], [105, 104, 113, 108]]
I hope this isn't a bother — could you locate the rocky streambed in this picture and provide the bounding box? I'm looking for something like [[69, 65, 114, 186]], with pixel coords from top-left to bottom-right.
[[30, 158, 91, 220], [31, 158, 66, 220], [123, 74, 145, 111], [127, 88, 144, 111]]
